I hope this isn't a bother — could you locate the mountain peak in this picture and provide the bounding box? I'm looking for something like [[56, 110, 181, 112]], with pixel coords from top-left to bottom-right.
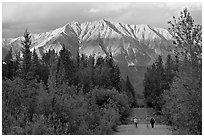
[[90, 19, 109, 25], [2, 20, 174, 94], [97, 19, 107, 22], [70, 21, 80, 24], [96, 19, 108, 23], [3, 19, 173, 59], [138, 24, 150, 28]]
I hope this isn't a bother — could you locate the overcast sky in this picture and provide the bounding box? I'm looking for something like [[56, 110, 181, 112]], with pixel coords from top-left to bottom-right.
[[2, 2, 202, 38]]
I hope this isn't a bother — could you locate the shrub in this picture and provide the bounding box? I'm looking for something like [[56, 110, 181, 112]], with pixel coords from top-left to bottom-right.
[[162, 71, 202, 134]]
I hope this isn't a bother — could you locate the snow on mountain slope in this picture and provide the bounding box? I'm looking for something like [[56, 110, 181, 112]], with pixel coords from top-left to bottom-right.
[[2, 19, 174, 94], [2, 19, 173, 61]]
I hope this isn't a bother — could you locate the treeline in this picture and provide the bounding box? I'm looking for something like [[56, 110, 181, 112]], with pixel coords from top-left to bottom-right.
[[144, 54, 179, 110], [143, 8, 202, 134], [2, 30, 136, 134]]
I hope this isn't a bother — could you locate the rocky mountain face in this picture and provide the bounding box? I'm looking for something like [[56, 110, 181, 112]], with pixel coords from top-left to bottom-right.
[[2, 19, 174, 94]]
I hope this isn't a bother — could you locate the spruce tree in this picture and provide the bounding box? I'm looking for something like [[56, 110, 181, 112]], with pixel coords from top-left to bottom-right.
[[143, 56, 165, 110], [21, 29, 32, 84], [65, 48, 75, 86], [13, 51, 21, 78], [81, 54, 88, 68], [143, 67, 154, 107], [31, 48, 40, 81], [57, 45, 75, 86], [76, 51, 80, 69], [88, 54, 95, 89], [154, 56, 164, 111], [96, 56, 104, 67], [3, 48, 14, 79], [112, 65, 121, 92], [126, 76, 136, 107], [106, 52, 114, 68]]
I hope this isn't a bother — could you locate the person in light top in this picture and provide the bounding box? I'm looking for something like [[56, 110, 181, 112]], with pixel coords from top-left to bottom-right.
[[146, 116, 150, 128], [133, 117, 138, 128]]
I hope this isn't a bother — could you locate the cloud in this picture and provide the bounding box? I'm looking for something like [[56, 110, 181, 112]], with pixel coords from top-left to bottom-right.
[[2, 2, 94, 37], [2, 2, 202, 38], [163, 2, 202, 11], [89, 8, 100, 13], [106, 3, 131, 11], [152, 2, 202, 25], [111, 4, 173, 28], [153, 2, 202, 15], [88, 2, 132, 14]]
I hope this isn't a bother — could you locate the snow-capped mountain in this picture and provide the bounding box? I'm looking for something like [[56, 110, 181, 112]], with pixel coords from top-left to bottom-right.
[[2, 19, 174, 94]]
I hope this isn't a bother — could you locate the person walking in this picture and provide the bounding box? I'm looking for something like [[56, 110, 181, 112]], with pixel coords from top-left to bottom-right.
[[150, 117, 155, 128], [133, 117, 138, 128], [146, 116, 150, 128]]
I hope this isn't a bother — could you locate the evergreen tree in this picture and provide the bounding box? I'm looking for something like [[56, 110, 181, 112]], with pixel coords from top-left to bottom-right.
[[88, 54, 95, 89], [38, 63, 49, 85], [143, 67, 155, 107], [13, 51, 21, 77], [56, 46, 75, 86], [42, 49, 53, 64], [154, 56, 165, 111], [111, 65, 121, 92], [64, 48, 75, 86], [173, 55, 179, 73], [41, 49, 58, 85], [4, 48, 13, 63], [125, 76, 136, 107], [143, 56, 166, 111], [164, 55, 174, 90], [100, 65, 112, 89], [156, 56, 164, 89], [76, 51, 80, 69], [21, 29, 32, 84], [105, 52, 114, 68], [3, 48, 20, 80], [31, 49, 40, 81], [81, 54, 88, 68], [3, 48, 14, 79], [96, 56, 104, 67]]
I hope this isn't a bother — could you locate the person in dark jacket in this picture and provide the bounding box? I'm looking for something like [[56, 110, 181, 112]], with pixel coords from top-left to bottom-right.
[[150, 117, 155, 128]]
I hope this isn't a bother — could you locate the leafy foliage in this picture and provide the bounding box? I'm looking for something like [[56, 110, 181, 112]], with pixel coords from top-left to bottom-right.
[[2, 30, 132, 135], [162, 8, 202, 135], [162, 70, 201, 134], [168, 8, 202, 62], [143, 8, 202, 135]]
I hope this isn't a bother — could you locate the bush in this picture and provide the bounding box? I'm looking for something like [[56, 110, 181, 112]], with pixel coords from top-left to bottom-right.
[[162, 71, 202, 134], [2, 77, 130, 135], [89, 88, 130, 123]]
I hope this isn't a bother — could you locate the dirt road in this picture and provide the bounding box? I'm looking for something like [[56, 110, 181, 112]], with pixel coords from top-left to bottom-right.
[[114, 108, 173, 135], [114, 123, 173, 135]]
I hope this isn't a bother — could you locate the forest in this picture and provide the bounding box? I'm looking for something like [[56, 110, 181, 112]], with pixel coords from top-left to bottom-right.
[[2, 29, 136, 134], [2, 8, 202, 135], [143, 8, 202, 134]]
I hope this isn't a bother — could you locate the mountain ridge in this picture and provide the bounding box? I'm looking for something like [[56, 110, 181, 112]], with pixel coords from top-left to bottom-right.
[[2, 19, 174, 94]]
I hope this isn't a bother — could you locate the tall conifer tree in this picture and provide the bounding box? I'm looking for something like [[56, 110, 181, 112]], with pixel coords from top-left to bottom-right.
[[21, 29, 32, 84]]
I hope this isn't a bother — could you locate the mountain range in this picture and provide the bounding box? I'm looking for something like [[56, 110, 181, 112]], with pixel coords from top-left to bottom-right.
[[2, 19, 174, 95]]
